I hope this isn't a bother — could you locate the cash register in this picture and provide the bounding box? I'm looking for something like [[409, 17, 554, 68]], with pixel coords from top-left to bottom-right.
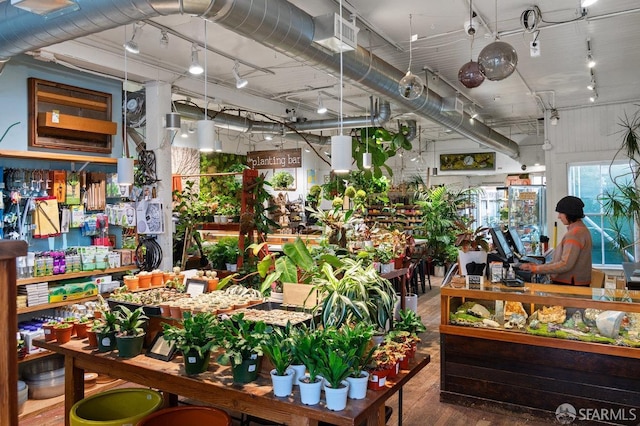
[[488, 226, 546, 285]]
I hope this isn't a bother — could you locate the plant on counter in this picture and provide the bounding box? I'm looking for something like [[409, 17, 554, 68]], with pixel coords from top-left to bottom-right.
[[163, 312, 220, 375], [262, 323, 294, 376], [454, 219, 490, 252], [394, 309, 427, 335], [311, 258, 397, 331], [308, 206, 356, 248], [213, 313, 271, 366], [203, 237, 240, 270], [114, 305, 149, 358]]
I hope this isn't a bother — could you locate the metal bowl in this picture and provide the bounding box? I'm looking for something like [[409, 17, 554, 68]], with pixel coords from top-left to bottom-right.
[[22, 354, 64, 380]]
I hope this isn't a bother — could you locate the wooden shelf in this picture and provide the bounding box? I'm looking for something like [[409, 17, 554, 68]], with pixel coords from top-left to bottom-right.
[[17, 350, 53, 364], [36, 90, 108, 112], [0, 149, 117, 164], [18, 378, 124, 421], [38, 112, 117, 136], [17, 266, 135, 286]]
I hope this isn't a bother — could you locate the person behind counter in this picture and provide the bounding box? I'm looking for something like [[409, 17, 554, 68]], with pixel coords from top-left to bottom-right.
[[518, 196, 592, 286]]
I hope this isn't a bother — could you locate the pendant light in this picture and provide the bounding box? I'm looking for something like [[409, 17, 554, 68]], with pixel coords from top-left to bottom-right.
[[197, 20, 215, 152], [117, 26, 134, 186], [398, 14, 424, 100], [330, 0, 351, 174], [458, 0, 485, 89], [362, 97, 372, 169], [478, 0, 518, 81]]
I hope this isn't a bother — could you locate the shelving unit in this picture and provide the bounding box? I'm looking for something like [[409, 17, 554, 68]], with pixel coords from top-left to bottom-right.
[[365, 205, 423, 233]]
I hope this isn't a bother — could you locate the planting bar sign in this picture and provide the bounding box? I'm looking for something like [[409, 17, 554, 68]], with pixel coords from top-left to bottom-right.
[[246, 148, 302, 169]]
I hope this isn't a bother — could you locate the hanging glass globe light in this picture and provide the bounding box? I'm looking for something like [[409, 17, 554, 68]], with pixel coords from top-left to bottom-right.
[[458, 60, 485, 88], [398, 71, 424, 100], [478, 40, 518, 81]]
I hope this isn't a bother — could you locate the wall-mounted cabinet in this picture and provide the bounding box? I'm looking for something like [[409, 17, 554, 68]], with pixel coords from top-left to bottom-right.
[[28, 78, 117, 154]]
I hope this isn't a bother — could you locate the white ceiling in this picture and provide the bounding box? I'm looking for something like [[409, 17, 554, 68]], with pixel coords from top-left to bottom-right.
[[13, 0, 640, 155]]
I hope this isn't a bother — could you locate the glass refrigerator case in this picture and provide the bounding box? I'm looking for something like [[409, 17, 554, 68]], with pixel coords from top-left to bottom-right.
[[507, 185, 546, 255]]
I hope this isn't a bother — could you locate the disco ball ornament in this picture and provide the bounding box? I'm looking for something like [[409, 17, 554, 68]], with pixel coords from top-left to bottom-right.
[[458, 60, 485, 88], [398, 71, 424, 100], [478, 40, 518, 81]]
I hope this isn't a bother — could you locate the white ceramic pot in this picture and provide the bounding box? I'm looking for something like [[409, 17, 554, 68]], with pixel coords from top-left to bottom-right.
[[434, 265, 445, 277], [380, 263, 394, 274], [290, 364, 307, 386], [298, 374, 322, 405], [394, 293, 418, 320], [346, 371, 369, 400], [323, 380, 349, 411], [270, 368, 294, 397]]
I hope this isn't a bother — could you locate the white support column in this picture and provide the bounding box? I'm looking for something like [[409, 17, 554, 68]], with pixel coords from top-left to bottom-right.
[[145, 81, 174, 270]]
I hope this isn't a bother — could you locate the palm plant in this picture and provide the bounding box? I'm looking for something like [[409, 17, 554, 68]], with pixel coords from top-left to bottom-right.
[[261, 323, 294, 376], [114, 305, 148, 337]]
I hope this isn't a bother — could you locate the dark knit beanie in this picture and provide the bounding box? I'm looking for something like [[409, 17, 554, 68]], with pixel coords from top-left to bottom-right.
[[555, 196, 585, 218]]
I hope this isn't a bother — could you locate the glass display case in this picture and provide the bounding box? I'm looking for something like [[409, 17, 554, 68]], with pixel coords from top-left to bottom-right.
[[440, 282, 640, 421], [507, 185, 546, 255]]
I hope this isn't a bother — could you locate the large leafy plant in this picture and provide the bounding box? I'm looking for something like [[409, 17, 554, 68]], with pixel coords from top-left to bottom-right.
[[213, 313, 271, 366], [114, 305, 148, 337], [311, 258, 397, 331], [162, 312, 219, 358]]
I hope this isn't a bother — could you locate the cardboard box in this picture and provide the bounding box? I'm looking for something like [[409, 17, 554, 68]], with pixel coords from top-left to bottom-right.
[[48, 282, 98, 303], [282, 282, 321, 308]]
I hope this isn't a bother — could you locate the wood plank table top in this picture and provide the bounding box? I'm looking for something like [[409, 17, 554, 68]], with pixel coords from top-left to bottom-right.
[[37, 338, 430, 426]]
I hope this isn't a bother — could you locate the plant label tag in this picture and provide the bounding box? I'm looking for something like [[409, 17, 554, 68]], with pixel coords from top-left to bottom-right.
[[249, 365, 257, 372]]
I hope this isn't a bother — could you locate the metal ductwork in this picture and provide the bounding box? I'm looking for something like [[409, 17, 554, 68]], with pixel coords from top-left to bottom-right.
[[173, 99, 392, 144], [0, 0, 518, 157]]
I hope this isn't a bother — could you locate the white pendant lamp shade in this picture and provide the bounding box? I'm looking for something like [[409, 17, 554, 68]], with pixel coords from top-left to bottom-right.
[[198, 119, 215, 152], [363, 152, 372, 169], [331, 134, 352, 173], [117, 157, 135, 185]]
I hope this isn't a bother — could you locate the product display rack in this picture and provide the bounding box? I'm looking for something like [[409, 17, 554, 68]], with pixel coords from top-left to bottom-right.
[[365, 205, 423, 233], [440, 283, 640, 420]]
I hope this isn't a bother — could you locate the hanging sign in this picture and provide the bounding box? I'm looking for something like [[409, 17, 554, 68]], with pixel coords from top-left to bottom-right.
[[246, 148, 302, 169]]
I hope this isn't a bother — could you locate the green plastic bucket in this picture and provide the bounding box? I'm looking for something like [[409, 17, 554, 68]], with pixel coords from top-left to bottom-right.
[[70, 388, 163, 426], [137, 406, 232, 426]]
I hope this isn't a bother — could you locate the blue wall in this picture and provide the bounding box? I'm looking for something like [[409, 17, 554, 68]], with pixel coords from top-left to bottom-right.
[[0, 54, 125, 251]]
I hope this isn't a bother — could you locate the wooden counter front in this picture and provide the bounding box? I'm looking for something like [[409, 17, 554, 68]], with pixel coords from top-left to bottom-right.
[[37, 338, 430, 426]]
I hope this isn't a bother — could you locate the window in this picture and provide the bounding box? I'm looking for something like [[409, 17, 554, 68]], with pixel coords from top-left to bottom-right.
[[568, 162, 634, 266]]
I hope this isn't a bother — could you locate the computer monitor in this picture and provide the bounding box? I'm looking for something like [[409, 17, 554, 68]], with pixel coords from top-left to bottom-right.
[[506, 227, 527, 256], [489, 226, 514, 262]]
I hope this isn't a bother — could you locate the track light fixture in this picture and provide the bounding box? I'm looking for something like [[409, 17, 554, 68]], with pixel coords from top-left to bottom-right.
[[232, 60, 248, 89], [123, 23, 141, 54], [189, 43, 204, 75], [550, 109, 559, 126], [586, 38, 596, 68], [316, 93, 327, 114]]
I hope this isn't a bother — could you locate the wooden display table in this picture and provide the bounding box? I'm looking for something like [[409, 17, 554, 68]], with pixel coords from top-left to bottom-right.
[[37, 338, 430, 426]]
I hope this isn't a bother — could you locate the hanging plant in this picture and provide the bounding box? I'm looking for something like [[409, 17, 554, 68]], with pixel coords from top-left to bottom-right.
[[352, 125, 413, 178]]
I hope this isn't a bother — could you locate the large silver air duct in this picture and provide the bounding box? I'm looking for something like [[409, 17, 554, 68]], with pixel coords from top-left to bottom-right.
[[0, 0, 518, 157]]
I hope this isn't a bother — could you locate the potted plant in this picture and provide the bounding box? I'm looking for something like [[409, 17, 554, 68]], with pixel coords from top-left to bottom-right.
[[114, 305, 148, 358], [43, 319, 59, 342], [454, 219, 490, 276], [291, 326, 325, 405], [54, 322, 73, 344], [271, 171, 294, 190], [163, 311, 219, 375], [314, 329, 355, 411], [338, 322, 375, 400], [375, 243, 394, 273], [213, 313, 271, 383], [311, 258, 397, 333], [74, 316, 91, 339], [261, 323, 295, 397], [94, 310, 119, 352], [203, 237, 240, 271]]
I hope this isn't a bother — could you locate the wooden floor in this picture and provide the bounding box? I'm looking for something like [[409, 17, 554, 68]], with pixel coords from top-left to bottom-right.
[[20, 276, 552, 426]]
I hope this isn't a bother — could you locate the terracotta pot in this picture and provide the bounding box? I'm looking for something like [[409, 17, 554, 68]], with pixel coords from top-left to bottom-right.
[[123, 276, 139, 290], [207, 278, 219, 292], [159, 303, 172, 318], [86, 330, 98, 348], [55, 325, 73, 344], [43, 323, 57, 342], [151, 272, 163, 287], [138, 274, 152, 288], [75, 322, 89, 339], [169, 305, 183, 320]]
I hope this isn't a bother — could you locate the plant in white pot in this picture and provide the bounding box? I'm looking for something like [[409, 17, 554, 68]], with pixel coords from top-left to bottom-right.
[[315, 333, 356, 411], [292, 326, 325, 405], [261, 323, 295, 397], [335, 323, 375, 400], [454, 219, 490, 276]]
